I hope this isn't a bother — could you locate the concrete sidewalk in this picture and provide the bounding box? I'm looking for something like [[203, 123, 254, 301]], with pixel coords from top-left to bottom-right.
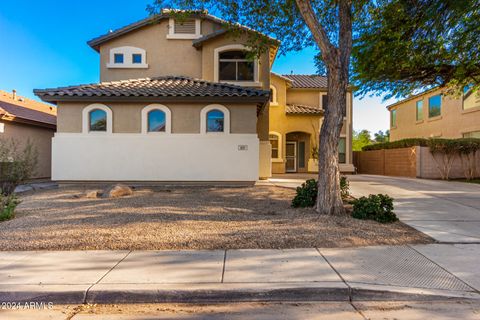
[[1, 245, 479, 304]]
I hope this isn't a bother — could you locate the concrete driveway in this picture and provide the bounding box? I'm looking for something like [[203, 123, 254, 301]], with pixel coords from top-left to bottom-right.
[[269, 174, 480, 243]]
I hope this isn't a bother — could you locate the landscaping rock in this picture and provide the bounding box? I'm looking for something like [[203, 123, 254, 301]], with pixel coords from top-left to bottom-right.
[[103, 184, 133, 198], [85, 190, 101, 199]]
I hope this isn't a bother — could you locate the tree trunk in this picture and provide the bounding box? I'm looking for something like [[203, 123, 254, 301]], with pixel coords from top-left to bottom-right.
[[316, 65, 348, 215]]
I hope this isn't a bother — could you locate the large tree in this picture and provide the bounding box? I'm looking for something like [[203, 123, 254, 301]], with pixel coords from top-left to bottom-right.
[[150, 0, 365, 215]]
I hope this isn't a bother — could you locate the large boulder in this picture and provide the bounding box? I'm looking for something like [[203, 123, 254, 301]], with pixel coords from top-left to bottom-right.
[[103, 184, 133, 198], [85, 190, 101, 199]]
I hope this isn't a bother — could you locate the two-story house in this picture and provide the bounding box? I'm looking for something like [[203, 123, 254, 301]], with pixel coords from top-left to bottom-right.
[[388, 86, 480, 141], [34, 10, 354, 183]]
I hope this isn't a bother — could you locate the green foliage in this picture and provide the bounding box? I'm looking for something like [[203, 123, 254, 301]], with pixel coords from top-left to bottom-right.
[[0, 139, 38, 195], [292, 179, 318, 208], [352, 194, 398, 223], [362, 138, 428, 151], [374, 130, 389, 143], [0, 194, 19, 222], [353, 0, 480, 99], [340, 176, 350, 200], [353, 130, 373, 151]]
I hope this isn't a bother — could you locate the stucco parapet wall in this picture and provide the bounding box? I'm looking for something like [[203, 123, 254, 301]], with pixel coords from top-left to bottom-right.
[[52, 133, 259, 182]]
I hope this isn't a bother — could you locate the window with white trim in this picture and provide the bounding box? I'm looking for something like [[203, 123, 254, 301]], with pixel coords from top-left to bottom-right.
[[206, 110, 224, 132], [219, 51, 254, 81], [269, 133, 281, 159], [141, 104, 172, 134], [107, 47, 148, 69], [167, 18, 201, 39], [200, 104, 230, 134], [89, 109, 107, 132], [82, 104, 112, 134]]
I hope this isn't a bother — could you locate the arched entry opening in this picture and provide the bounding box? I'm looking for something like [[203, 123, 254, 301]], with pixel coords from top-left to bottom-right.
[[285, 131, 311, 173]]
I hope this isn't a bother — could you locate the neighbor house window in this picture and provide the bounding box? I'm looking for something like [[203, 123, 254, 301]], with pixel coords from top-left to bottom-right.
[[269, 134, 279, 159], [338, 138, 346, 164], [206, 110, 224, 132], [322, 94, 328, 109], [132, 54, 142, 64], [270, 85, 278, 105], [463, 85, 480, 110], [391, 109, 397, 127], [416, 100, 424, 121], [114, 53, 124, 64], [428, 94, 442, 118], [89, 109, 107, 132], [219, 51, 254, 81], [147, 110, 166, 132]]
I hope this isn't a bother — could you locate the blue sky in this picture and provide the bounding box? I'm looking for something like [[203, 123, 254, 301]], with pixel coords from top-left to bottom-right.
[[0, 0, 393, 133]]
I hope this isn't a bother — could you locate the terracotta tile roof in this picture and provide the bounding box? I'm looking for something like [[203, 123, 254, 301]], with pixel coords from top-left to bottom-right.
[[282, 74, 328, 89], [34, 76, 270, 103], [0, 100, 56, 127], [286, 103, 324, 115]]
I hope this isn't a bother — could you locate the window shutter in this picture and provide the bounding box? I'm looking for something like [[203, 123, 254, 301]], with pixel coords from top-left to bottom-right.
[[174, 19, 197, 34]]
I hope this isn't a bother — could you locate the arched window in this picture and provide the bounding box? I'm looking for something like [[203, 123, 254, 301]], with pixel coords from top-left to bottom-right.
[[207, 110, 224, 132], [270, 85, 278, 106], [89, 109, 107, 132], [200, 104, 230, 134], [82, 104, 112, 134], [147, 110, 166, 132], [141, 104, 171, 134]]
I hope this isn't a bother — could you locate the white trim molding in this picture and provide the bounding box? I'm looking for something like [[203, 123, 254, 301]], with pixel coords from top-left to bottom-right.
[[269, 131, 282, 162], [167, 18, 202, 39], [82, 103, 113, 134], [141, 104, 172, 134], [106, 46, 148, 69], [200, 104, 230, 134], [213, 44, 261, 87], [270, 85, 278, 106]]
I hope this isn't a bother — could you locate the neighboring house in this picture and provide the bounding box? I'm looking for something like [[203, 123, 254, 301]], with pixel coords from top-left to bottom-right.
[[269, 73, 354, 174], [34, 10, 353, 183], [388, 86, 480, 141], [0, 90, 57, 179]]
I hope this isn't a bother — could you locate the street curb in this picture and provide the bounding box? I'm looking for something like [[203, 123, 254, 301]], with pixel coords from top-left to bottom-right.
[[3, 285, 479, 304]]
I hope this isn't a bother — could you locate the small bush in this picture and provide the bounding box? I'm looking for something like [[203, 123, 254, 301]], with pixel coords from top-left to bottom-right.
[[292, 179, 318, 207], [0, 194, 19, 222], [352, 194, 398, 223], [340, 176, 350, 200], [362, 138, 428, 151]]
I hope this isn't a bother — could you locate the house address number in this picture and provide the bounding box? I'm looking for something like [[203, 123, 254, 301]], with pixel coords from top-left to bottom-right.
[[238, 145, 248, 151]]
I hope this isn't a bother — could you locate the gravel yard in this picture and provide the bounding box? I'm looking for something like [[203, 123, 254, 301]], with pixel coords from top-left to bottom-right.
[[0, 186, 433, 250]]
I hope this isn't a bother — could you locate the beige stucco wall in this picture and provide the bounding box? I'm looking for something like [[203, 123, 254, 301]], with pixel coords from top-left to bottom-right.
[[99, 19, 221, 82], [389, 88, 480, 141], [56, 101, 257, 134], [0, 121, 54, 178]]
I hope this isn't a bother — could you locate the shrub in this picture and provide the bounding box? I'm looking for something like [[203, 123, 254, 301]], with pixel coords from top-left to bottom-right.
[[352, 194, 398, 223], [0, 139, 38, 195], [292, 179, 318, 207], [362, 138, 428, 151], [0, 194, 19, 222], [340, 176, 350, 200]]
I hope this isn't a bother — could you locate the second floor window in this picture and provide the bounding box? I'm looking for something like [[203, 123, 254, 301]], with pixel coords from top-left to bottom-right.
[[132, 54, 142, 64], [391, 109, 397, 127], [114, 53, 124, 64], [219, 51, 254, 81], [416, 100, 423, 121], [428, 94, 442, 118]]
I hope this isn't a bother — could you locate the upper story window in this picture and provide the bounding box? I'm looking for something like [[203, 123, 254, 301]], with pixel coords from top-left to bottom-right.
[[391, 109, 397, 127], [270, 85, 278, 106], [214, 45, 260, 86], [219, 51, 254, 82], [207, 110, 224, 132], [428, 94, 442, 118], [107, 46, 148, 69], [321, 94, 328, 109], [89, 109, 107, 131], [114, 53, 124, 64], [167, 18, 201, 39], [416, 100, 424, 121], [463, 85, 480, 110]]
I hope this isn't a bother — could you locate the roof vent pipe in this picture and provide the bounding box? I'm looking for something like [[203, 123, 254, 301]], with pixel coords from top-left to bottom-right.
[[12, 89, 16, 100]]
